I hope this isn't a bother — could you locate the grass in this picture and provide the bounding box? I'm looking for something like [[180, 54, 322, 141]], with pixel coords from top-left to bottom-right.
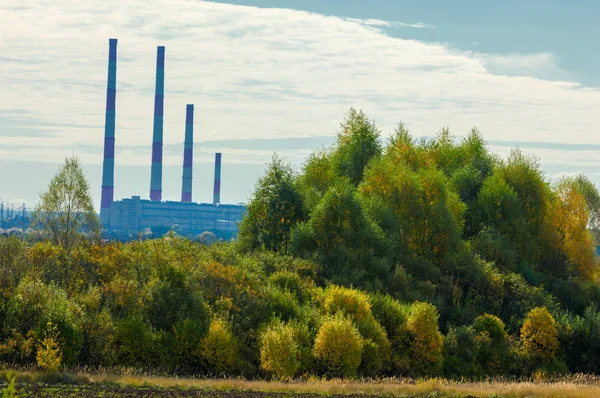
[[4, 370, 600, 397]]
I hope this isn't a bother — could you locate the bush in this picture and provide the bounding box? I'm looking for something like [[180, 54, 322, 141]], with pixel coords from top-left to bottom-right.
[[322, 285, 372, 324], [443, 325, 480, 378], [406, 302, 443, 375], [36, 321, 62, 372], [111, 316, 156, 369], [199, 318, 237, 375], [259, 321, 300, 380], [5, 277, 82, 365], [473, 314, 509, 375], [313, 313, 363, 378], [520, 306, 559, 363]]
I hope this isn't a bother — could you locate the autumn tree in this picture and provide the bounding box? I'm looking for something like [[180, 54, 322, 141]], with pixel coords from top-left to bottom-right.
[[259, 321, 300, 380], [238, 155, 304, 253], [32, 157, 100, 252], [572, 174, 600, 245], [549, 177, 597, 280], [520, 307, 559, 363], [313, 313, 363, 378]]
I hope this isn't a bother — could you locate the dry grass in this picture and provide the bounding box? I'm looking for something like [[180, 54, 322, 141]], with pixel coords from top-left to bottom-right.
[[5, 369, 600, 397], [68, 372, 600, 398]]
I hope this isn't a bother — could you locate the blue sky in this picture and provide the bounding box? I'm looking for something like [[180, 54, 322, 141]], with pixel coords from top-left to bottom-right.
[[1, 0, 600, 209]]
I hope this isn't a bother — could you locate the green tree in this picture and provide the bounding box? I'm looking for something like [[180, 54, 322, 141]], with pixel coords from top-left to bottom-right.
[[473, 314, 510, 375], [332, 108, 382, 185], [290, 180, 390, 289], [32, 157, 99, 252], [238, 155, 304, 253]]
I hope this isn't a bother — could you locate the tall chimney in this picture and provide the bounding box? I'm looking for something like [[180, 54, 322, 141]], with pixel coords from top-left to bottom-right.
[[213, 152, 222, 205], [181, 104, 194, 202], [100, 38, 118, 225], [149, 46, 165, 201]]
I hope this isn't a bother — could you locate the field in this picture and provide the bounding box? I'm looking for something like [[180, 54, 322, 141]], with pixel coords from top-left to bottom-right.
[[5, 371, 600, 398]]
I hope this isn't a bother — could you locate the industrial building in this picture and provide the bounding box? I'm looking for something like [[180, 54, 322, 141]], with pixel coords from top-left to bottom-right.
[[99, 39, 245, 240]]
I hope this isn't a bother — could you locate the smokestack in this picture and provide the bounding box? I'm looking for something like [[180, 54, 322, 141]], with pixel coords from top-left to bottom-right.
[[100, 38, 118, 225], [149, 46, 165, 201], [213, 153, 222, 205], [181, 104, 194, 202]]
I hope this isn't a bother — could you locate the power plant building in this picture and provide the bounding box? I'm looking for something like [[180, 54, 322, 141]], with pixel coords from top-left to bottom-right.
[[100, 39, 245, 240]]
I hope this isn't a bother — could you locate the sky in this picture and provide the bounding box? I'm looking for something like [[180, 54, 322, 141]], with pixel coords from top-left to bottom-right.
[[1, 0, 600, 210]]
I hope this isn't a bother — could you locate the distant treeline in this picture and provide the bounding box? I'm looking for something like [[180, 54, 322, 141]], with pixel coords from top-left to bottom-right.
[[2, 108, 600, 379]]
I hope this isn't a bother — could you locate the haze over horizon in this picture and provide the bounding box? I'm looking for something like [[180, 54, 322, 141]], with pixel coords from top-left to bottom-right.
[[2, 0, 600, 210]]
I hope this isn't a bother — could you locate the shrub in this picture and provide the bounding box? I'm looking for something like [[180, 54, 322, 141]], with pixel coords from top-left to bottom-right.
[[6, 277, 82, 365], [36, 321, 62, 372], [322, 285, 372, 324], [259, 321, 300, 380], [313, 313, 363, 378], [199, 318, 237, 375], [406, 302, 443, 375], [357, 318, 390, 377], [269, 271, 307, 303], [112, 316, 155, 368], [443, 325, 481, 378], [520, 306, 559, 363], [370, 293, 408, 337], [472, 314, 510, 375]]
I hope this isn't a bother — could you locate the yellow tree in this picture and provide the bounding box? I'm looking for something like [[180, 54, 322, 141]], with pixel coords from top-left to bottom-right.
[[407, 302, 443, 374], [550, 178, 597, 281], [313, 313, 364, 378], [520, 307, 559, 362]]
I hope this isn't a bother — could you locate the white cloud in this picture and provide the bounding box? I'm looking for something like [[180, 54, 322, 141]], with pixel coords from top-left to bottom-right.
[[1, 0, 600, 172], [348, 18, 435, 29], [478, 52, 571, 80]]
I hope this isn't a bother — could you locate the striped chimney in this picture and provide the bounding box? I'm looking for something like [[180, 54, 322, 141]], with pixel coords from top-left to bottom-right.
[[149, 46, 165, 201], [213, 153, 222, 205], [100, 38, 117, 225], [181, 104, 194, 202]]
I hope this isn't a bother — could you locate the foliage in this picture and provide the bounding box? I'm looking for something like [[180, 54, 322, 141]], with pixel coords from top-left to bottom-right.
[[238, 155, 304, 254], [1, 371, 16, 398], [332, 108, 382, 186], [32, 156, 100, 252], [199, 318, 237, 375], [36, 322, 62, 372], [313, 313, 363, 378], [2, 108, 600, 380], [259, 321, 300, 380], [404, 302, 444, 375], [520, 307, 559, 363]]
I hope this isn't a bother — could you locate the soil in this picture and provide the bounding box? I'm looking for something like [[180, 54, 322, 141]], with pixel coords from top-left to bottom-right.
[[11, 383, 437, 398]]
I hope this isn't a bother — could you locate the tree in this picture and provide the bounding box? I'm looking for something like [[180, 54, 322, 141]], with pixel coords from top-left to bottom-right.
[[198, 231, 218, 245], [32, 157, 99, 252], [313, 313, 363, 378], [259, 321, 300, 380], [290, 180, 390, 289], [549, 177, 597, 280], [520, 307, 559, 363], [238, 155, 304, 253], [404, 302, 444, 375], [572, 174, 600, 245], [332, 108, 382, 185]]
